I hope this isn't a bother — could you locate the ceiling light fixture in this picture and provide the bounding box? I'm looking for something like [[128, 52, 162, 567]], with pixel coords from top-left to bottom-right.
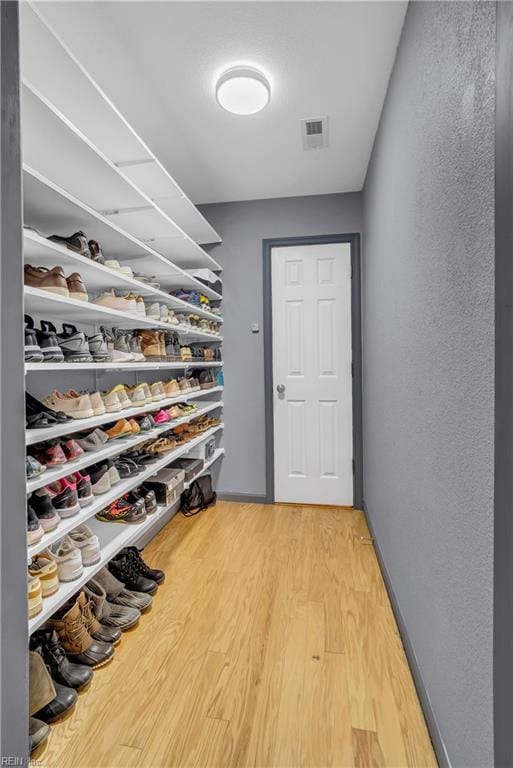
[[216, 66, 271, 115]]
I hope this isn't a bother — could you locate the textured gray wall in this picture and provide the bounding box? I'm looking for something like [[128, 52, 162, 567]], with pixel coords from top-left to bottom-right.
[[362, 3, 495, 766], [199, 193, 362, 497]]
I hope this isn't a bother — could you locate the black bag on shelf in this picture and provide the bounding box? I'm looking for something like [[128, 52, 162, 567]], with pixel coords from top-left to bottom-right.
[[181, 474, 217, 517]]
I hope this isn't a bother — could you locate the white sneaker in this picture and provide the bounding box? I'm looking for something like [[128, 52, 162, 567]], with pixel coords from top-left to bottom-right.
[[146, 302, 160, 321], [160, 305, 169, 322], [101, 390, 122, 413], [104, 259, 122, 271], [119, 264, 135, 278], [48, 536, 83, 582], [69, 525, 101, 566]]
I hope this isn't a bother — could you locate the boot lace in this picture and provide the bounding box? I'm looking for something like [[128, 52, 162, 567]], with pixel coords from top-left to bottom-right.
[[66, 611, 91, 649]]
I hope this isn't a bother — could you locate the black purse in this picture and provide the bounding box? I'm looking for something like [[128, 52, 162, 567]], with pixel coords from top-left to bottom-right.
[[180, 474, 217, 517]]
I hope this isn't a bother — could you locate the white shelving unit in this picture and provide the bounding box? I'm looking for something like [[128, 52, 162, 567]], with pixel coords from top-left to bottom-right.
[[22, 0, 225, 639], [20, 2, 220, 248], [24, 286, 221, 341]]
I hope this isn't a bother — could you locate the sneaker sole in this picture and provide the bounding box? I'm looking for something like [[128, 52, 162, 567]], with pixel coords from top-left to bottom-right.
[[69, 292, 89, 302], [25, 351, 44, 362], [56, 503, 81, 518], [63, 355, 94, 363], [27, 530, 44, 545], [38, 518, 60, 532], [28, 598, 43, 618], [78, 496, 94, 507], [61, 409, 95, 419]]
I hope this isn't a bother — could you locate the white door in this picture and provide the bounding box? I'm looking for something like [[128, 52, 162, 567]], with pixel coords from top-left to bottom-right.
[[271, 242, 353, 505]]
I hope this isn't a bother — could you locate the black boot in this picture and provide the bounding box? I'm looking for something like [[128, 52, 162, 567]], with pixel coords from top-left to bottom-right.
[[119, 546, 165, 584], [30, 628, 92, 691]]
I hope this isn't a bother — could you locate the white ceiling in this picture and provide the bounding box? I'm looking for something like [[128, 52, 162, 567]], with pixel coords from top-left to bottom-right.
[[33, 1, 407, 204]]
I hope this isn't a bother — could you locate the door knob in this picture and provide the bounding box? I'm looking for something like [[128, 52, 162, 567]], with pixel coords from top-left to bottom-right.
[[277, 384, 286, 394]]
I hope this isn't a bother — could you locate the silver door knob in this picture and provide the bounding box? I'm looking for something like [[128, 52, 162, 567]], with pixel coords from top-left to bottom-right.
[[277, 384, 286, 394]]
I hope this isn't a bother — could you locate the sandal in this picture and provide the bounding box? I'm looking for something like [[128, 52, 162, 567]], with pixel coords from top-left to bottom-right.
[[146, 438, 177, 454]]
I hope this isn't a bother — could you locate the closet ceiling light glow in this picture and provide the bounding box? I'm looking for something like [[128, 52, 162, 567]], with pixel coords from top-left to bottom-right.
[[215, 67, 271, 115]]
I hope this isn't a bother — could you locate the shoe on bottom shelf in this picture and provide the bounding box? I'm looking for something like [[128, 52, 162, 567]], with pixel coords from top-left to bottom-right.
[[77, 591, 122, 646], [29, 717, 50, 754], [69, 524, 100, 566], [46, 596, 114, 669], [93, 567, 152, 612], [108, 553, 158, 594], [30, 629, 92, 691], [84, 578, 141, 631], [47, 536, 84, 582]]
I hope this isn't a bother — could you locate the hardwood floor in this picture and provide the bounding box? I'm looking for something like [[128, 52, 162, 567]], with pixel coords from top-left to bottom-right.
[[42, 502, 437, 767]]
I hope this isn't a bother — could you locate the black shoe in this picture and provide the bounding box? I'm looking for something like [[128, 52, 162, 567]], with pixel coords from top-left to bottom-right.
[[118, 546, 165, 585], [48, 230, 90, 256], [24, 315, 44, 362], [128, 488, 157, 515], [33, 680, 77, 724], [113, 458, 140, 478], [26, 393, 71, 423], [35, 321, 65, 363], [30, 491, 60, 531], [29, 717, 50, 754], [30, 629, 92, 691], [108, 554, 158, 594]]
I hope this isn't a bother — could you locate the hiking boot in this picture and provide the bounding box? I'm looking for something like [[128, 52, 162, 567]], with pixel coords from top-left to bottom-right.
[[30, 629, 92, 691], [24, 315, 44, 362], [140, 330, 162, 361], [84, 578, 140, 631], [47, 597, 114, 668], [56, 324, 93, 362], [24, 264, 69, 297], [109, 553, 158, 594], [48, 230, 89, 256], [77, 591, 122, 646], [29, 717, 50, 754], [120, 546, 165, 583], [35, 320, 65, 362], [94, 567, 153, 611]]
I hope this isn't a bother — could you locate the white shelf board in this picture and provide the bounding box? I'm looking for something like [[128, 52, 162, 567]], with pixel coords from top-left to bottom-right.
[[26, 361, 222, 373], [23, 286, 222, 342], [26, 400, 223, 494], [24, 229, 223, 324], [184, 449, 225, 489], [26, 387, 223, 445], [23, 167, 222, 300], [21, 82, 220, 271], [27, 424, 224, 574], [20, 3, 221, 246]]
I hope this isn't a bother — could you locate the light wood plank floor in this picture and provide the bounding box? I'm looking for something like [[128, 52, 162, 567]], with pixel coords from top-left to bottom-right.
[[41, 502, 437, 768]]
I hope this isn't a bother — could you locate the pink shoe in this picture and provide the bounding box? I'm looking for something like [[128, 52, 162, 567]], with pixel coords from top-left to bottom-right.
[[62, 439, 84, 461], [46, 476, 77, 496], [154, 409, 171, 425], [33, 443, 67, 467]]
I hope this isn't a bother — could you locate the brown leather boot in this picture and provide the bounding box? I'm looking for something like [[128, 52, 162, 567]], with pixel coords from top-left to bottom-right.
[[24, 265, 69, 296], [46, 596, 114, 669], [77, 591, 122, 646], [66, 272, 88, 302], [140, 330, 162, 361]]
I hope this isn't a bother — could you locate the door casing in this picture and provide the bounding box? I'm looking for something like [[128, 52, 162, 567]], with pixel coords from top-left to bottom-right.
[[263, 233, 363, 507]]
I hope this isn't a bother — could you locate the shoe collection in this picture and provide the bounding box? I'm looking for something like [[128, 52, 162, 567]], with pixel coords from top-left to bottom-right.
[[28, 548, 164, 752], [25, 318, 221, 365], [27, 372, 218, 428]]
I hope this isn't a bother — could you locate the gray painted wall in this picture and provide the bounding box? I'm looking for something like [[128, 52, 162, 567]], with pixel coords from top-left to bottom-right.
[[362, 3, 495, 766], [199, 193, 362, 497]]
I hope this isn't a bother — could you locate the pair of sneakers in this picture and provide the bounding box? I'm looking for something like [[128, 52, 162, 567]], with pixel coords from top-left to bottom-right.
[[101, 327, 144, 362]]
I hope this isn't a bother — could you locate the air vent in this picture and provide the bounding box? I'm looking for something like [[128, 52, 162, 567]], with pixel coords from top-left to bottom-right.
[[301, 116, 328, 150]]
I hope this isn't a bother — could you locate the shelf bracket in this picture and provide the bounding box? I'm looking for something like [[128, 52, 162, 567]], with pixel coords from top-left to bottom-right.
[[115, 158, 156, 168], [98, 205, 153, 216]]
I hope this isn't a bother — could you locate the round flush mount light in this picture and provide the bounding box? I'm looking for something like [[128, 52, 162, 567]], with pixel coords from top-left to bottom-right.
[[216, 66, 271, 115]]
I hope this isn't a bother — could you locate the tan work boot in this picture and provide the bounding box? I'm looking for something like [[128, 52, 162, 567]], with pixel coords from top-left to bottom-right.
[[46, 596, 114, 669]]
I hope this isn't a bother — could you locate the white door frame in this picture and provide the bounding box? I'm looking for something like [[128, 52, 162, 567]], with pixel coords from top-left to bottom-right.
[[263, 234, 363, 507]]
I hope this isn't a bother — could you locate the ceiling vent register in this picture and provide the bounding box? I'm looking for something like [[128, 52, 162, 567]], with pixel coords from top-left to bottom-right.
[[301, 117, 329, 150]]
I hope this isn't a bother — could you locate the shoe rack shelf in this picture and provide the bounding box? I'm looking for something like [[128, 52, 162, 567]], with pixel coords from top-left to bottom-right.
[[22, 82, 220, 272], [26, 387, 224, 446], [21, 3, 220, 249], [23, 168, 222, 301], [28, 422, 224, 562], [26, 362, 222, 373], [27, 400, 223, 495], [24, 287, 222, 342], [24, 229, 223, 323], [29, 424, 224, 633]]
